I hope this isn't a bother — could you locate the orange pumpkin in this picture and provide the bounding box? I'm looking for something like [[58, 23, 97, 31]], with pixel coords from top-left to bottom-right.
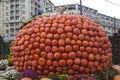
[[21, 77, 32, 80], [114, 75, 120, 80]]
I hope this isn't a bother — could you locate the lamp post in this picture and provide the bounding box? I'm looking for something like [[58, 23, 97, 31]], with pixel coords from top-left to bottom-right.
[[113, 16, 116, 33], [0, 0, 9, 56], [80, 0, 83, 15]]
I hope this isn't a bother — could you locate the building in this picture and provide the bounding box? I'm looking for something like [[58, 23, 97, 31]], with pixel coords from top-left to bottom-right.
[[1, 2, 120, 42], [0, 0, 54, 42], [42, 3, 120, 36]]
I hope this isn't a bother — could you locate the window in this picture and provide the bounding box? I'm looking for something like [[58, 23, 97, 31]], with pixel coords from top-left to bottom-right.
[[46, 8, 52, 12], [108, 27, 110, 30], [22, 10, 25, 14], [6, 12, 9, 16], [22, 17, 25, 20], [83, 7, 88, 12], [16, 4, 19, 9], [10, 11, 14, 14], [10, 11, 14, 15], [10, 0, 14, 3], [6, 30, 9, 33], [16, 0, 20, 2], [100, 16, 104, 19], [31, 6, 33, 10], [10, 17, 14, 20], [38, 5, 40, 8], [10, 34, 14, 36], [16, 10, 19, 14], [111, 18, 113, 22], [68, 5, 76, 10], [6, 18, 9, 21], [103, 26, 105, 29], [10, 5, 14, 9], [22, 4, 25, 8], [10, 23, 14, 26], [15, 22, 19, 27], [16, 28, 19, 31], [71, 12, 74, 14], [31, 0, 33, 4], [15, 16, 19, 20], [6, 24, 9, 27], [31, 12, 33, 16], [38, 10, 42, 15], [10, 28, 14, 32], [6, 6, 9, 10], [106, 17, 109, 20], [35, 2, 37, 5], [35, 8, 37, 15], [21, 0, 25, 2], [6, 1, 9, 4]]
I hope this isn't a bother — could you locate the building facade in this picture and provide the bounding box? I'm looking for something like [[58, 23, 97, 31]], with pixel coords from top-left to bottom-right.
[[42, 3, 120, 36], [0, 0, 54, 41], [1, 2, 120, 41]]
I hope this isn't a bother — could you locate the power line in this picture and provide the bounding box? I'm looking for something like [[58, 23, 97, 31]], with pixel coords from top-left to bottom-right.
[[105, 0, 120, 6]]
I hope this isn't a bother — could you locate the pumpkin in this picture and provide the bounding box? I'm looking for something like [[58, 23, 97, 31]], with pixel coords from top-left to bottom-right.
[[112, 65, 120, 74], [114, 75, 120, 80], [21, 77, 32, 80], [41, 78, 51, 80], [12, 14, 112, 76]]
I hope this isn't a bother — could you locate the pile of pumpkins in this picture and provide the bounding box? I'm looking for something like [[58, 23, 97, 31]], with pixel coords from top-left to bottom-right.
[[12, 14, 112, 77]]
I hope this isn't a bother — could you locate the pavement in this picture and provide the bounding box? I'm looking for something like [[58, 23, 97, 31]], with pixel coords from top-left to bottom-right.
[[0, 71, 5, 80]]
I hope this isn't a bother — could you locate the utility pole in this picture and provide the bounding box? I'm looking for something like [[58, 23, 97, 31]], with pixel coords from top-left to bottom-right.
[[113, 16, 116, 33], [80, 0, 83, 15]]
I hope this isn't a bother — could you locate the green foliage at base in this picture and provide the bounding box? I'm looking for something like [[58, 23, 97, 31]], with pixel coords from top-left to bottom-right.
[[48, 74, 70, 80], [7, 54, 13, 66], [6, 41, 14, 66], [48, 65, 118, 80]]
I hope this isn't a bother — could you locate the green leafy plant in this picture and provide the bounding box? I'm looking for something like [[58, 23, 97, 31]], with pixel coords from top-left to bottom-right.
[[67, 74, 95, 80], [6, 41, 13, 66], [58, 74, 71, 80], [48, 75, 60, 80], [7, 55, 13, 66], [106, 66, 118, 80], [91, 73, 106, 80], [90, 65, 118, 80], [48, 74, 70, 80]]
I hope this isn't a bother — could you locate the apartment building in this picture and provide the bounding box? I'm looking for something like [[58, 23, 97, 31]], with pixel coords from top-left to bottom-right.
[[0, 0, 7, 37], [1, 1, 120, 41], [0, 0, 54, 42], [42, 3, 120, 36]]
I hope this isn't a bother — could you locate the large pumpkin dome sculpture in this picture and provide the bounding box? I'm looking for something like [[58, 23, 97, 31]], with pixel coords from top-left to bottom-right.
[[12, 14, 112, 76]]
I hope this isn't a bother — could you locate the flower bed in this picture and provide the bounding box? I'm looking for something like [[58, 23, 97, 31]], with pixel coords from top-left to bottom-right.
[[1, 69, 19, 80], [0, 59, 8, 70]]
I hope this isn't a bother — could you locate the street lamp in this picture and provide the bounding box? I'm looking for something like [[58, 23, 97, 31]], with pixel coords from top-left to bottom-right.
[[80, 0, 83, 15], [113, 17, 116, 33]]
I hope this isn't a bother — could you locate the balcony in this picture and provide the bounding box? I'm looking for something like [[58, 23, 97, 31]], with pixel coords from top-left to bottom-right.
[[9, 26, 14, 28], [15, 8, 19, 10], [10, 33, 15, 36], [10, 7, 14, 11], [10, 1, 14, 4], [10, 13, 14, 17]]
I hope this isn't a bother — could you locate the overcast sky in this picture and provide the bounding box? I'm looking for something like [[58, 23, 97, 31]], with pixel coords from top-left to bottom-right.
[[51, 0, 120, 19]]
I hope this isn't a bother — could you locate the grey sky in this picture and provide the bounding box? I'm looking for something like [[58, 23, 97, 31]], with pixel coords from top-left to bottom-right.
[[51, 0, 120, 19]]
